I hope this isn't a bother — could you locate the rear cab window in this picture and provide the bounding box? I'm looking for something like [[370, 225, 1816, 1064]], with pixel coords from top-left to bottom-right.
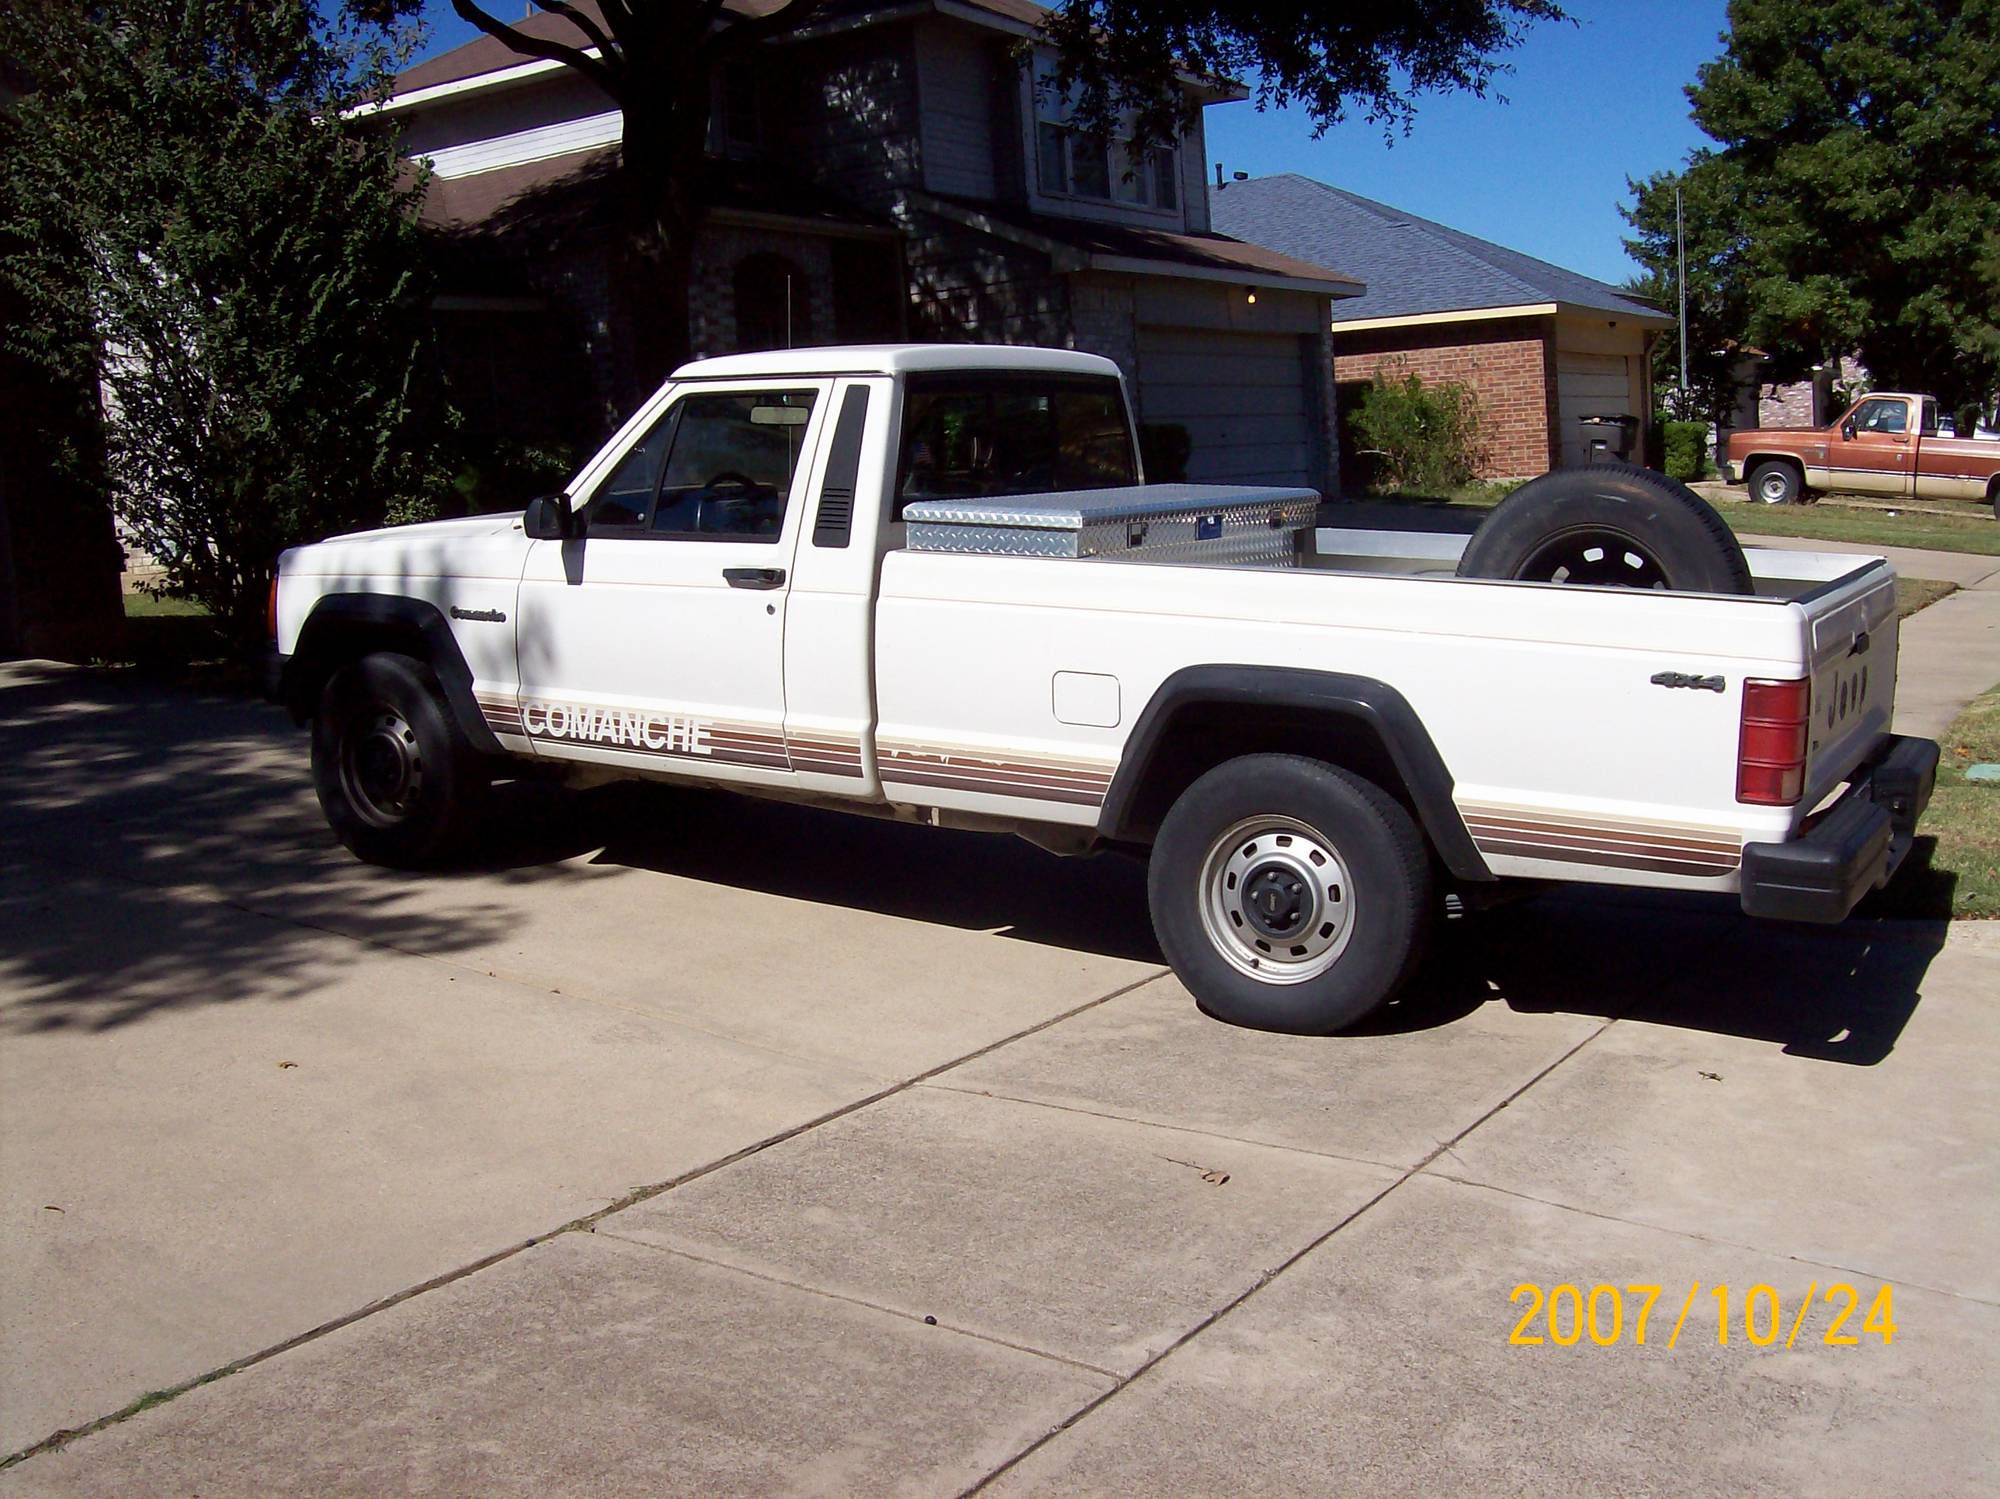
[[894, 373, 1136, 519]]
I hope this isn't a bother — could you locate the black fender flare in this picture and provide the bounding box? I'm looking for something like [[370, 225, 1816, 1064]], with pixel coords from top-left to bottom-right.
[[1097, 665, 1493, 882], [282, 593, 502, 756]]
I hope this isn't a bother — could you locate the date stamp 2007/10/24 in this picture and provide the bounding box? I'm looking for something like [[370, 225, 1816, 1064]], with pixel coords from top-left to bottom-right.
[[1510, 1281, 1896, 1349]]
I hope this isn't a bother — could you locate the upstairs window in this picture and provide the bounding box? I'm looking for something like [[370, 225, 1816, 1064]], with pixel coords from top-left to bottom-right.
[[1032, 59, 1178, 211]]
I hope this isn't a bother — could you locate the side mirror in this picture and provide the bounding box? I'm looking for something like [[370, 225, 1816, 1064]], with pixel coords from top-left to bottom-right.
[[1841, 419, 1856, 441], [524, 493, 576, 540]]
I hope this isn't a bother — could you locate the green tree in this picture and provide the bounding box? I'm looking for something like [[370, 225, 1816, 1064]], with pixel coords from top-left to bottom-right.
[[446, 0, 1566, 384], [0, 0, 449, 646], [1626, 0, 2000, 422]]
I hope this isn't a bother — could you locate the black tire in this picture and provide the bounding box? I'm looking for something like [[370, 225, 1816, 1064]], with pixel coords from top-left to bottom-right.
[[1148, 754, 1432, 1035], [311, 652, 489, 867], [1456, 463, 1753, 594], [1748, 459, 1803, 506]]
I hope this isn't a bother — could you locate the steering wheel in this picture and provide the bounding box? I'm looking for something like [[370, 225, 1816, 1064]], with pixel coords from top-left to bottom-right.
[[692, 471, 763, 534]]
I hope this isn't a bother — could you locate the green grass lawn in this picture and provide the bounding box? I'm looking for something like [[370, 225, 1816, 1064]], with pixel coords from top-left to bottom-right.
[[1711, 498, 2000, 556], [114, 591, 238, 676], [121, 592, 211, 618], [1894, 577, 1958, 620], [1871, 684, 2000, 920], [1352, 481, 2000, 557]]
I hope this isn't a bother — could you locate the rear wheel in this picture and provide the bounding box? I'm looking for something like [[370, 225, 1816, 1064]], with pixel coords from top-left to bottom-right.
[[312, 653, 488, 867], [1749, 459, 1803, 506], [1149, 755, 1432, 1034]]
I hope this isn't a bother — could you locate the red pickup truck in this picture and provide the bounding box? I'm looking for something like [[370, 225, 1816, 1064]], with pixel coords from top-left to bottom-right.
[[1725, 393, 2000, 515]]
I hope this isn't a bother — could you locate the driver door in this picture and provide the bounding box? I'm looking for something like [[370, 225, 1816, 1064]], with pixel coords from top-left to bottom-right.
[[1827, 395, 1913, 497], [513, 380, 829, 783]]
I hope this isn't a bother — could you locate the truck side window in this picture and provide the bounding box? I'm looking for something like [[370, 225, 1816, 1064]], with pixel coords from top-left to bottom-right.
[[896, 374, 1136, 517], [1853, 398, 1906, 435], [585, 389, 819, 540]]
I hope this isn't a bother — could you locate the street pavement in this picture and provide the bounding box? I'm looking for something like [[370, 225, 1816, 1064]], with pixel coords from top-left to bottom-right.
[[2, 554, 1996, 1494]]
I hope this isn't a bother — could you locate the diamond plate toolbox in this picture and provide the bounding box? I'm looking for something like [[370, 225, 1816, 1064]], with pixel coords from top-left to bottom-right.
[[902, 484, 1320, 566]]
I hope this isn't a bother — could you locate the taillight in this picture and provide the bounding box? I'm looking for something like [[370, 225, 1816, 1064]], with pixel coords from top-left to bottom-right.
[[267, 576, 280, 642], [1738, 677, 1810, 805]]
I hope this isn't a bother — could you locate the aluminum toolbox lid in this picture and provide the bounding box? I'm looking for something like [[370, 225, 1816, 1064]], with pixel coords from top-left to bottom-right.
[[899, 483, 1320, 530]]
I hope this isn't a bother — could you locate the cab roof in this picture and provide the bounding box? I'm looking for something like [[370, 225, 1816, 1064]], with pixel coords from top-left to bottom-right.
[[670, 344, 1122, 382]]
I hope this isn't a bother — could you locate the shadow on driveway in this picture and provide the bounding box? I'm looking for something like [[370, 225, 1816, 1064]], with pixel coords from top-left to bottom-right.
[[0, 665, 587, 1034], [2, 663, 1950, 1060]]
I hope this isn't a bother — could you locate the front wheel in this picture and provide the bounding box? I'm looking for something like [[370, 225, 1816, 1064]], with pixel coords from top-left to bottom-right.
[[1748, 460, 1802, 506], [1148, 755, 1433, 1034], [311, 653, 488, 867]]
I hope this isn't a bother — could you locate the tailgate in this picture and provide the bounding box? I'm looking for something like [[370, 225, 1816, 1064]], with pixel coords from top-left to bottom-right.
[[1799, 561, 1899, 808]]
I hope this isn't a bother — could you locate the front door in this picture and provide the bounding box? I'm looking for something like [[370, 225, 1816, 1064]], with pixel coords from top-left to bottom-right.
[[1826, 395, 1914, 497], [513, 380, 830, 785]]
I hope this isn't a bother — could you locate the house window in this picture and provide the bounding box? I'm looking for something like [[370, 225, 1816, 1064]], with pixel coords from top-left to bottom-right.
[[716, 59, 762, 150], [1032, 58, 1177, 211]]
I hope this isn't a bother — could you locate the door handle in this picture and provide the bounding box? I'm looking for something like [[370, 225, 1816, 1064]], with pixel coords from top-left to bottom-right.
[[723, 567, 786, 590]]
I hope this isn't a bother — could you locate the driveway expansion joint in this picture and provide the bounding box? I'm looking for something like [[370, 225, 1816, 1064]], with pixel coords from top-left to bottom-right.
[[0, 964, 1168, 1471], [957, 1014, 1623, 1495], [591, 1231, 1127, 1381], [918, 1079, 1408, 1175]]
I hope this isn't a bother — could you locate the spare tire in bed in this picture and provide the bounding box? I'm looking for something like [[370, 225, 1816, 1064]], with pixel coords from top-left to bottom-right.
[[1455, 463, 1753, 594]]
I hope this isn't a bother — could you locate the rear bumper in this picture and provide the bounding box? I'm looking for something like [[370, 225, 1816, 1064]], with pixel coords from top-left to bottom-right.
[[1739, 734, 1939, 923]]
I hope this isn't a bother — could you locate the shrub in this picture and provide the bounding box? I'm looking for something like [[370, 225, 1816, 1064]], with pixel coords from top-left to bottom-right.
[[1662, 419, 1712, 481], [1351, 371, 1485, 493]]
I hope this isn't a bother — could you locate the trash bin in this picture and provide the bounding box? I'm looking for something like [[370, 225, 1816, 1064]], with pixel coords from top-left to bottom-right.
[[1578, 413, 1640, 463]]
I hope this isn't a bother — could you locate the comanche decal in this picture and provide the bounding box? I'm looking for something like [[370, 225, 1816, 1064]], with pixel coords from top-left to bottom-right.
[[1457, 802, 1742, 878], [877, 737, 1115, 807], [475, 694, 867, 777]]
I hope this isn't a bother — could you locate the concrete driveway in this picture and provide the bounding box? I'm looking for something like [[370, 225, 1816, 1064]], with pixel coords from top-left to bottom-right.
[[2, 660, 1995, 1495]]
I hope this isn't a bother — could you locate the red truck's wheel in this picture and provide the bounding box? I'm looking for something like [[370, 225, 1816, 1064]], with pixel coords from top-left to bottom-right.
[[1149, 755, 1431, 1034], [1749, 460, 1803, 505]]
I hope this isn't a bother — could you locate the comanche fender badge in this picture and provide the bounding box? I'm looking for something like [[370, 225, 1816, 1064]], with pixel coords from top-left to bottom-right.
[[450, 606, 506, 623], [1650, 670, 1725, 693]]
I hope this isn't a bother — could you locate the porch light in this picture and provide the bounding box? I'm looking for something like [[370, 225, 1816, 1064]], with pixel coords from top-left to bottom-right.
[[1245, 289, 1258, 305]]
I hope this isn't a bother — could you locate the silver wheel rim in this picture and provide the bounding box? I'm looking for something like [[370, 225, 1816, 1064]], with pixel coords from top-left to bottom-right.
[[1197, 815, 1355, 984], [1757, 472, 1790, 504]]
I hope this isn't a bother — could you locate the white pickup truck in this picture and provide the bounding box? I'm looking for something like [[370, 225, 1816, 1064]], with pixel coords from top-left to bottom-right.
[[270, 345, 1938, 1034]]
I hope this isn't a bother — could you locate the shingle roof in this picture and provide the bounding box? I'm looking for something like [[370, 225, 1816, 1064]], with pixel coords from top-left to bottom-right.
[[395, 0, 1052, 95], [1209, 173, 1670, 326], [919, 193, 1362, 296]]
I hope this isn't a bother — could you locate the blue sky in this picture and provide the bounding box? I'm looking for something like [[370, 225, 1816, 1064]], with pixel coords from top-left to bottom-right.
[[409, 0, 1726, 286]]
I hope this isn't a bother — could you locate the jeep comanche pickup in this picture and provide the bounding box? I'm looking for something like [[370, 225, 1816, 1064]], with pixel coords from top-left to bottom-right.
[[1726, 391, 2000, 512], [271, 345, 1938, 1034]]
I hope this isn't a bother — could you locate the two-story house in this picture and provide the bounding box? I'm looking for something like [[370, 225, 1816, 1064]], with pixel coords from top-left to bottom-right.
[[387, 0, 1361, 491]]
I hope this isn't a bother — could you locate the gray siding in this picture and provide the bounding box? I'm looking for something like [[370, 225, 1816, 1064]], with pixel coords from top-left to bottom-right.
[[913, 20, 999, 200]]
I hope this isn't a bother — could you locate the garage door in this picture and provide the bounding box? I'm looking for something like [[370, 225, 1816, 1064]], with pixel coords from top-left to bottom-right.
[[1134, 327, 1316, 486], [1556, 351, 1634, 467]]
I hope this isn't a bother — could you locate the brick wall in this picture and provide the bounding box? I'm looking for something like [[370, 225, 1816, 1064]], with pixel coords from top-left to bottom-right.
[[1332, 318, 1555, 480], [1757, 355, 1865, 428], [687, 224, 836, 359]]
